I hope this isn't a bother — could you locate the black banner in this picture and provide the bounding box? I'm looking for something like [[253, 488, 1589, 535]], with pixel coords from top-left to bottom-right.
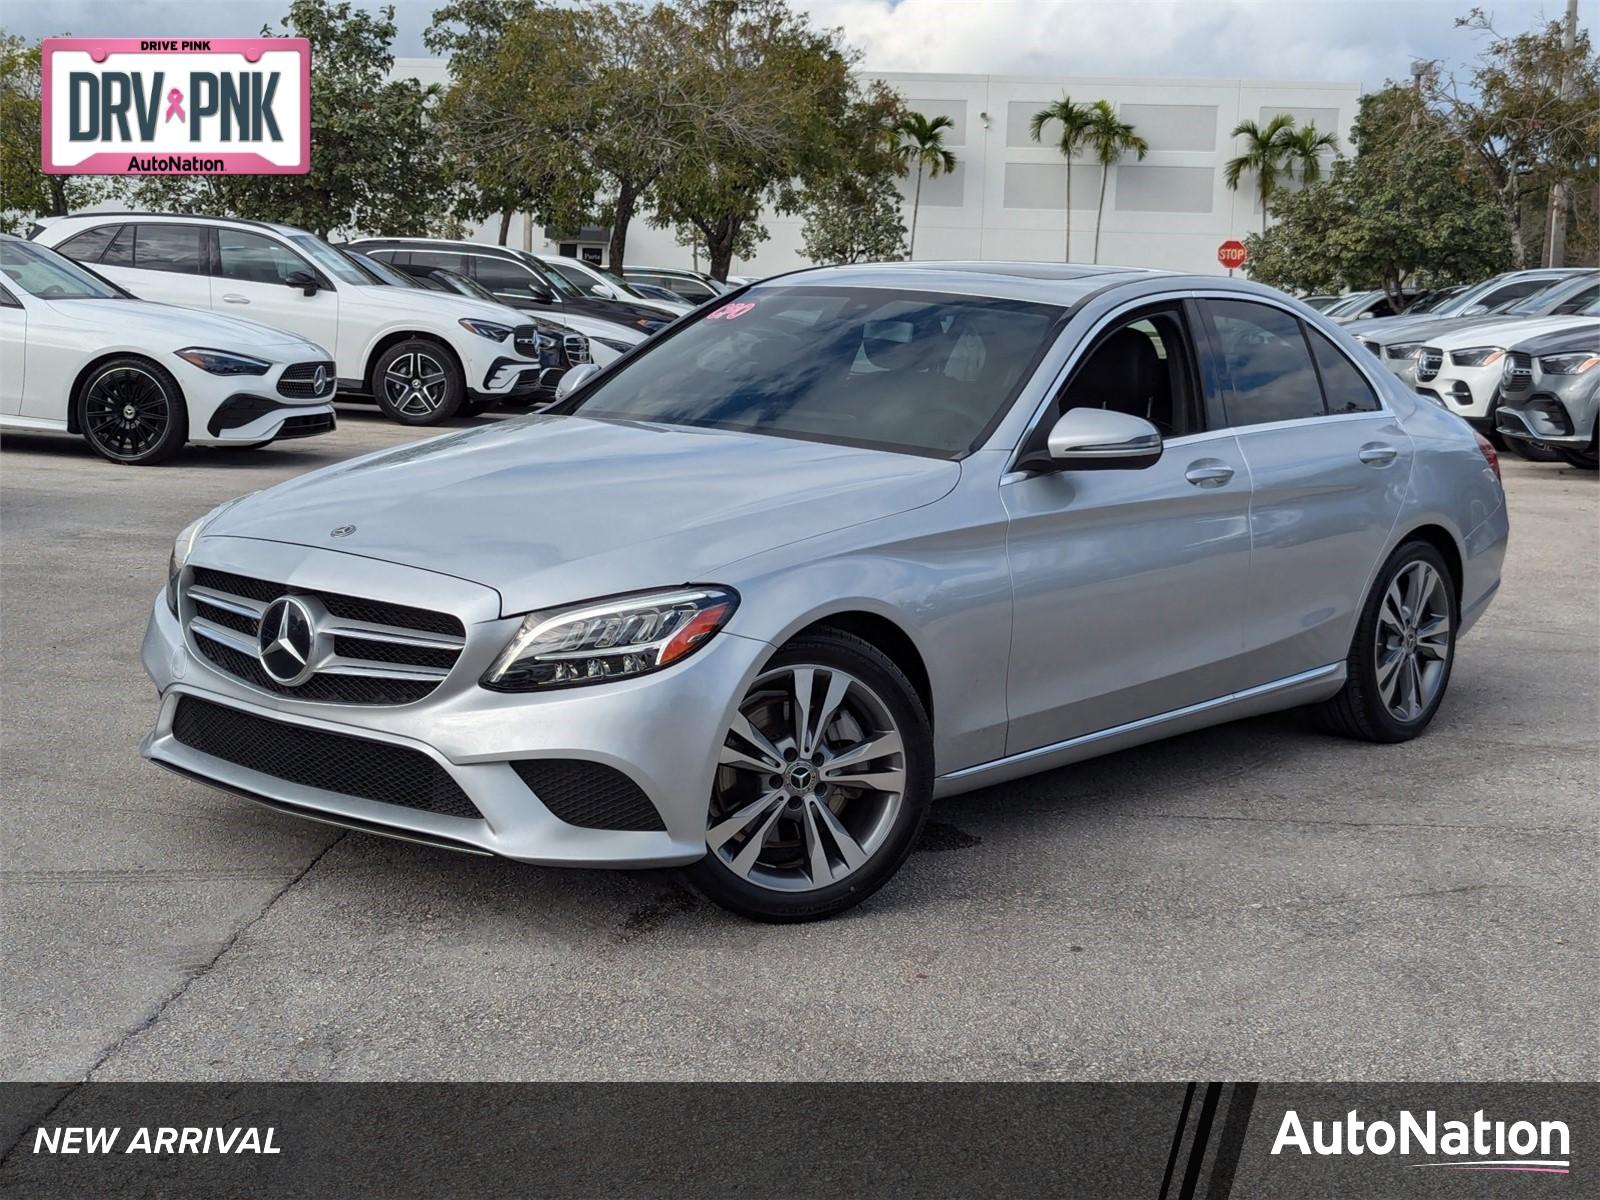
[[1, 1083, 1592, 1197]]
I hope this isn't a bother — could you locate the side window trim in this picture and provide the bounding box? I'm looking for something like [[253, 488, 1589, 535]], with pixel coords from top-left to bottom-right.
[[0, 282, 21, 308]]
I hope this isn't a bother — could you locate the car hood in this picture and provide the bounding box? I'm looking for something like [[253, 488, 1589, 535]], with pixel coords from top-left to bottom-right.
[[1429, 314, 1594, 351], [347, 282, 530, 328], [43, 297, 320, 354], [203, 415, 961, 617]]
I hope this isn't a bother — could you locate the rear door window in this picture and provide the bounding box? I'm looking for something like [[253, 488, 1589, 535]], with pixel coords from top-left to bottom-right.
[[131, 224, 205, 275], [55, 225, 119, 263], [1306, 328, 1381, 413], [1205, 299, 1326, 427]]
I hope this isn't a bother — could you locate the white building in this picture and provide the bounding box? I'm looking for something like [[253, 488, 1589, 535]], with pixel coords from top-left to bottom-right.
[[394, 61, 1360, 278]]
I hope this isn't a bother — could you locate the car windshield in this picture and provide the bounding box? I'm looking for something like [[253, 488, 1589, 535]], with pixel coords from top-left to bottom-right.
[[563, 286, 1063, 458], [522, 256, 585, 299], [1506, 277, 1598, 316], [1405, 287, 1464, 314], [1324, 293, 1372, 317], [287, 233, 370, 285], [346, 251, 421, 288], [0, 238, 126, 300], [430, 269, 499, 303]]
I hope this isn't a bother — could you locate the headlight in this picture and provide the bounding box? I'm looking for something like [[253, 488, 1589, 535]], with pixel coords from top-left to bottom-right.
[[1385, 343, 1424, 360], [164, 497, 251, 614], [174, 347, 271, 375], [1449, 346, 1504, 367], [482, 586, 739, 691], [459, 318, 513, 342], [1538, 353, 1599, 375]]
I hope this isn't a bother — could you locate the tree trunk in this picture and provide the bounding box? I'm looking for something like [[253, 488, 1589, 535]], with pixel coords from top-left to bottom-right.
[[908, 166, 923, 259], [700, 215, 739, 282], [1093, 165, 1109, 263], [607, 178, 637, 274], [1063, 163, 1073, 262], [497, 209, 514, 246], [47, 176, 67, 216]]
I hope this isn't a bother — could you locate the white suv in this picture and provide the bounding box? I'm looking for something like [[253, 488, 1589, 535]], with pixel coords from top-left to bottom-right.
[[33, 214, 550, 425]]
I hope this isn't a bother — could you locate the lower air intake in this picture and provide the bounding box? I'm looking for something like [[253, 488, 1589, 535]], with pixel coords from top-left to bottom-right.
[[510, 760, 665, 831]]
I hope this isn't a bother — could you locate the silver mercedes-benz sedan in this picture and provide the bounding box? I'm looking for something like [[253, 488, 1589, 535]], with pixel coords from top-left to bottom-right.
[[141, 263, 1509, 921]]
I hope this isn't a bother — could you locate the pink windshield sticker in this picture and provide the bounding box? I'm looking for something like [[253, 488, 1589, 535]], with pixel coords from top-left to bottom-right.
[[706, 301, 755, 321]]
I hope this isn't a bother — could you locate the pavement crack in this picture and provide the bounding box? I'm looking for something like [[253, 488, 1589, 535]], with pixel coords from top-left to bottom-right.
[[0, 832, 346, 1172], [1145, 812, 1589, 835]]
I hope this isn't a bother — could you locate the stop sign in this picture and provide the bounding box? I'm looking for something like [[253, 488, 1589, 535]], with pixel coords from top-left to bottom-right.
[[1218, 240, 1248, 270]]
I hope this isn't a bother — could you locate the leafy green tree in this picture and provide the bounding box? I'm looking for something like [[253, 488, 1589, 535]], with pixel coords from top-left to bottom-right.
[[1244, 96, 1511, 310], [1426, 6, 1599, 266], [132, 1, 458, 238], [892, 111, 956, 260], [1029, 95, 1093, 261], [649, 0, 867, 280], [1224, 113, 1298, 230], [0, 33, 119, 234], [1083, 99, 1147, 263], [798, 173, 905, 264]]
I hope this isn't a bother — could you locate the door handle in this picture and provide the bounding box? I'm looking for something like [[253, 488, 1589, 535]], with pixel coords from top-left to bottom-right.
[[1185, 462, 1235, 488], [221, 294, 250, 304], [1359, 443, 1399, 466]]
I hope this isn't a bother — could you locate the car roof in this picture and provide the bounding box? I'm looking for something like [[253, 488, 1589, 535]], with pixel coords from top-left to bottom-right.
[[350, 236, 525, 258], [763, 261, 1195, 305], [1428, 313, 1594, 348], [39, 211, 308, 238]]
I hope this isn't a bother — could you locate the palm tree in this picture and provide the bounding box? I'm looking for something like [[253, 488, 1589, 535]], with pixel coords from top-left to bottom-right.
[[1029, 95, 1095, 261], [1224, 113, 1298, 231], [892, 112, 957, 259], [1084, 100, 1148, 263], [1285, 122, 1339, 187]]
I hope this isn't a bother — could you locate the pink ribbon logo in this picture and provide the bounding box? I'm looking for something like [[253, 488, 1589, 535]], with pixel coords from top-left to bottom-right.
[[164, 88, 185, 123]]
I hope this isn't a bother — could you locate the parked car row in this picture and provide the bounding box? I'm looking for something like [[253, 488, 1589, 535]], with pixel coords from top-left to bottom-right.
[[3, 211, 742, 463], [1338, 268, 1599, 469]]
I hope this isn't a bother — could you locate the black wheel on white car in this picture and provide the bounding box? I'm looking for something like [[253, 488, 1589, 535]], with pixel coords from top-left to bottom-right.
[[372, 339, 464, 425], [1315, 540, 1457, 743], [686, 630, 933, 922], [77, 356, 187, 465]]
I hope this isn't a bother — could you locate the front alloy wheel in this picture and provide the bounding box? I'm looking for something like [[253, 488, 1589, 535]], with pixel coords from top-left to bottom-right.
[[79, 357, 187, 464], [686, 631, 932, 921], [373, 340, 464, 425]]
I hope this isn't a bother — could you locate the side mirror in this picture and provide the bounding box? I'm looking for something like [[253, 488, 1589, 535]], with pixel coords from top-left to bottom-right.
[[1020, 408, 1163, 472], [285, 270, 319, 296], [590, 284, 609, 297], [555, 362, 600, 400]]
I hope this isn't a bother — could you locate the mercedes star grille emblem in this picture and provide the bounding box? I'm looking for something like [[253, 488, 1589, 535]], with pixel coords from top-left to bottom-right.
[[329, 525, 356, 538], [257, 596, 318, 686], [313, 365, 329, 395]]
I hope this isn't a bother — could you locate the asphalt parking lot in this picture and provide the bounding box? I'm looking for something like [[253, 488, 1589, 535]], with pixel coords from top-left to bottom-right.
[[2, 408, 1595, 1085]]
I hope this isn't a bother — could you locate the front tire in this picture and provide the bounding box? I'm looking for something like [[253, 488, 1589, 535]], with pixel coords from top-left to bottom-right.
[[1315, 541, 1457, 743], [372, 339, 464, 425], [684, 630, 933, 922], [77, 357, 187, 465]]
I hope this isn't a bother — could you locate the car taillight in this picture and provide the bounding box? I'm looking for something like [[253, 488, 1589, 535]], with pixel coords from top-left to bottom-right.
[[1474, 431, 1501, 482]]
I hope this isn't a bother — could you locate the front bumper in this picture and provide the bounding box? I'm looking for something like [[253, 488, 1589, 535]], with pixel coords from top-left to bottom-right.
[[139, 547, 773, 867], [1495, 393, 1594, 446]]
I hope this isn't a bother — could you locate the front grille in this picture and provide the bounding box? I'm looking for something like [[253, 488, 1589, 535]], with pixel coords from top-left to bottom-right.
[[172, 695, 481, 820], [510, 760, 665, 831], [1501, 351, 1534, 393], [277, 361, 336, 399], [1416, 348, 1443, 382], [184, 567, 464, 705], [563, 333, 591, 366], [512, 326, 542, 360], [276, 412, 336, 439]]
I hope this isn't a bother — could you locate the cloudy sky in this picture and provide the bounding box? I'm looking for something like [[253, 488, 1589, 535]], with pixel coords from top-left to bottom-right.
[[5, 0, 1574, 89]]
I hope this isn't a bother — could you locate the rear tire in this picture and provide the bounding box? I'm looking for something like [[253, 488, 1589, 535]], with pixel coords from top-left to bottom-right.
[[684, 630, 933, 922], [77, 356, 187, 465], [1314, 540, 1458, 743], [372, 339, 464, 426]]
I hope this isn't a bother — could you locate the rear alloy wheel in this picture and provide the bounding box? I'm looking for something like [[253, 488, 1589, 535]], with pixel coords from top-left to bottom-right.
[[373, 340, 463, 425], [686, 631, 933, 921], [1315, 541, 1457, 743], [78, 357, 187, 465]]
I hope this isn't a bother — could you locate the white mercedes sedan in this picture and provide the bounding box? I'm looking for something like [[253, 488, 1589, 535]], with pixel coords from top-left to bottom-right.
[[1, 235, 336, 464]]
